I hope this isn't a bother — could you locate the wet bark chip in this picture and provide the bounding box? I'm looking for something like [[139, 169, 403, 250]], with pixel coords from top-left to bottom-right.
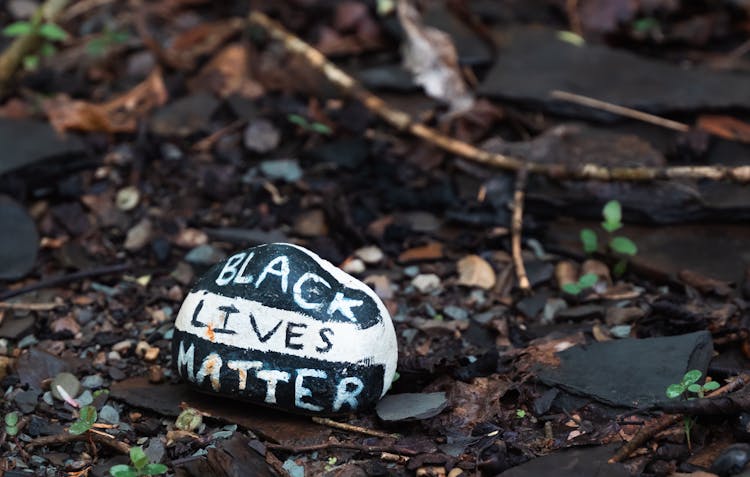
[[172, 243, 398, 415]]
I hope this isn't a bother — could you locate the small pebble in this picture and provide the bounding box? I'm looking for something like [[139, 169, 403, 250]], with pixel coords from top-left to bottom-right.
[[341, 258, 365, 274], [116, 186, 140, 211], [412, 273, 441, 293], [711, 443, 750, 476], [99, 405, 120, 425], [77, 390, 94, 406], [354, 245, 384, 264], [107, 351, 122, 362], [259, 159, 302, 182], [185, 244, 226, 266], [50, 372, 81, 401], [244, 119, 280, 153], [112, 340, 132, 354], [148, 365, 164, 384], [403, 265, 420, 277], [81, 375, 104, 389], [443, 305, 468, 321]]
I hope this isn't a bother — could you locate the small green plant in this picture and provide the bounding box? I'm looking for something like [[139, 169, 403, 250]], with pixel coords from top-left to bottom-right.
[[666, 370, 720, 451], [86, 27, 130, 57], [175, 408, 202, 432], [562, 272, 598, 295], [3, 20, 68, 70], [4, 412, 19, 436], [287, 114, 332, 135], [325, 456, 338, 471], [69, 405, 97, 435], [110, 446, 167, 477], [515, 409, 527, 419], [579, 200, 637, 276], [666, 370, 720, 400]]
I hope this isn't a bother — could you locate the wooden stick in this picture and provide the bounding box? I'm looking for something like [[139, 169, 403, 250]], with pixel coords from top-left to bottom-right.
[[511, 168, 531, 293], [311, 417, 399, 439], [26, 431, 131, 454], [0, 301, 60, 311], [549, 90, 690, 132], [0, 263, 130, 301], [247, 11, 750, 183]]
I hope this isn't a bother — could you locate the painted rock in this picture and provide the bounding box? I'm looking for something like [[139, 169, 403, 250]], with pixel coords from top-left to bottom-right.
[[172, 243, 398, 415]]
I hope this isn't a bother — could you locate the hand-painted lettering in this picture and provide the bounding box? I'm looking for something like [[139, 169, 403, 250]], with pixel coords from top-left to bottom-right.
[[177, 341, 195, 381], [215, 304, 239, 334], [250, 313, 283, 342], [227, 360, 262, 390], [295, 368, 327, 412], [292, 272, 331, 311], [196, 352, 222, 392], [333, 376, 364, 412], [256, 369, 291, 404], [327, 292, 363, 322], [215, 252, 246, 286], [234, 251, 255, 284], [285, 322, 307, 350], [190, 299, 206, 327], [255, 255, 290, 292], [316, 328, 334, 353]]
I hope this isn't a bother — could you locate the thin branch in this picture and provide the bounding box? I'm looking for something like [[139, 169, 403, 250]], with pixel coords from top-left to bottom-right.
[[0, 263, 131, 301], [0, 301, 60, 311], [266, 441, 418, 457], [549, 90, 690, 132], [511, 168, 531, 293], [26, 431, 130, 454], [311, 417, 400, 439], [247, 11, 750, 183]]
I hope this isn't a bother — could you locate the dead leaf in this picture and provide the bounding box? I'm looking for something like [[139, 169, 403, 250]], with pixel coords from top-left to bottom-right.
[[189, 43, 264, 98], [697, 115, 750, 143], [44, 69, 167, 134], [555, 261, 578, 289], [456, 254, 496, 289], [397, 0, 474, 113], [398, 242, 444, 262], [678, 269, 732, 296], [167, 18, 245, 70]]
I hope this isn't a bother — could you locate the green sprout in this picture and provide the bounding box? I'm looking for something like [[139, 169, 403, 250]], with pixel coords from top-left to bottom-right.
[[666, 370, 720, 400], [579, 200, 637, 276], [109, 446, 167, 477], [562, 272, 598, 295], [3, 19, 68, 70], [665, 370, 720, 451], [5, 412, 19, 437], [69, 405, 98, 435], [175, 408, 202, 432], [515, 409, 527, 419], [325, 456, 338, 471], [287, 114, 332, 135]]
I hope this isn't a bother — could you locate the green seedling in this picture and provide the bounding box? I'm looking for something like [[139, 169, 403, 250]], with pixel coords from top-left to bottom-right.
[[110, 446, 167, 477], [665, 370, 720, 451], [515, 409, 527, 419], [3, 20, 68, 70], [561, 272, 598, 295], [69, 405, 97, 435], [666, 370, 720, 400], [4, 412, 19, 437], [325, 456, 338, 471], [87, 27, 130, 57], [579, 200, 637, 277], [287, 114, 332, 135]]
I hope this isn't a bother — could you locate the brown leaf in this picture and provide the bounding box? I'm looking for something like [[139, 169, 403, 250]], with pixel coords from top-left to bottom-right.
[[44, 69, 167, 134], [189, 43, 264, 98], [697, 114, 750, 143], [167, 18, 245, 70], [678, 269, 732, 296], [456, 254, 496, 289], [398, 242, 444, 263], [397, 0, 474, 113]]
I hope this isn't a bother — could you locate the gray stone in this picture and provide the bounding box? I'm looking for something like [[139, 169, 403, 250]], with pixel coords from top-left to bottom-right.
[[0, 196, 38, 280], [184, 244, 227, 266], [376, 392, 448, 421], [497, 444, 628, 477], [81, 374, 104, 389], [259, 159, 302, 182], [538, 331, 713, 408], [99, 405, 120, 424]]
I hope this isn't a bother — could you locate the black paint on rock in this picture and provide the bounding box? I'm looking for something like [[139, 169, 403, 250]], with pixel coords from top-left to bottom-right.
[[193, 243, 381, 329], [173, 330, 384, 414]]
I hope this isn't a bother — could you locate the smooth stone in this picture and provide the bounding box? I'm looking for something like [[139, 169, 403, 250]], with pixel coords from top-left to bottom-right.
[[99, 405, 120, 424], [173, 243, 398, 415], [711, 443, 750, 476], [50, 372, 81, 401], [81, 374, 104, 389]]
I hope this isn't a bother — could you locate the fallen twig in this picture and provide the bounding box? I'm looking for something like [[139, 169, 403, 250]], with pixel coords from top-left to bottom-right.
[[609, 373, 748, 463], [266, 441, 417, 457], [247, 11, 750, 183], [0, 301, 61, 311], [550, 90, 690, 132], [511, 168, 531, 294], [26, 431, 130, 454], [0, 263, 131, 301], [311, 416, 399, 439]]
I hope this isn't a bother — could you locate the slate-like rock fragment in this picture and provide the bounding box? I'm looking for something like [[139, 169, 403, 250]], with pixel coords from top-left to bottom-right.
[[376, 392, 448, 421], [538, 330, 713, 408], [0, 196, 39, 280], [172, 243, 398, 415]]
